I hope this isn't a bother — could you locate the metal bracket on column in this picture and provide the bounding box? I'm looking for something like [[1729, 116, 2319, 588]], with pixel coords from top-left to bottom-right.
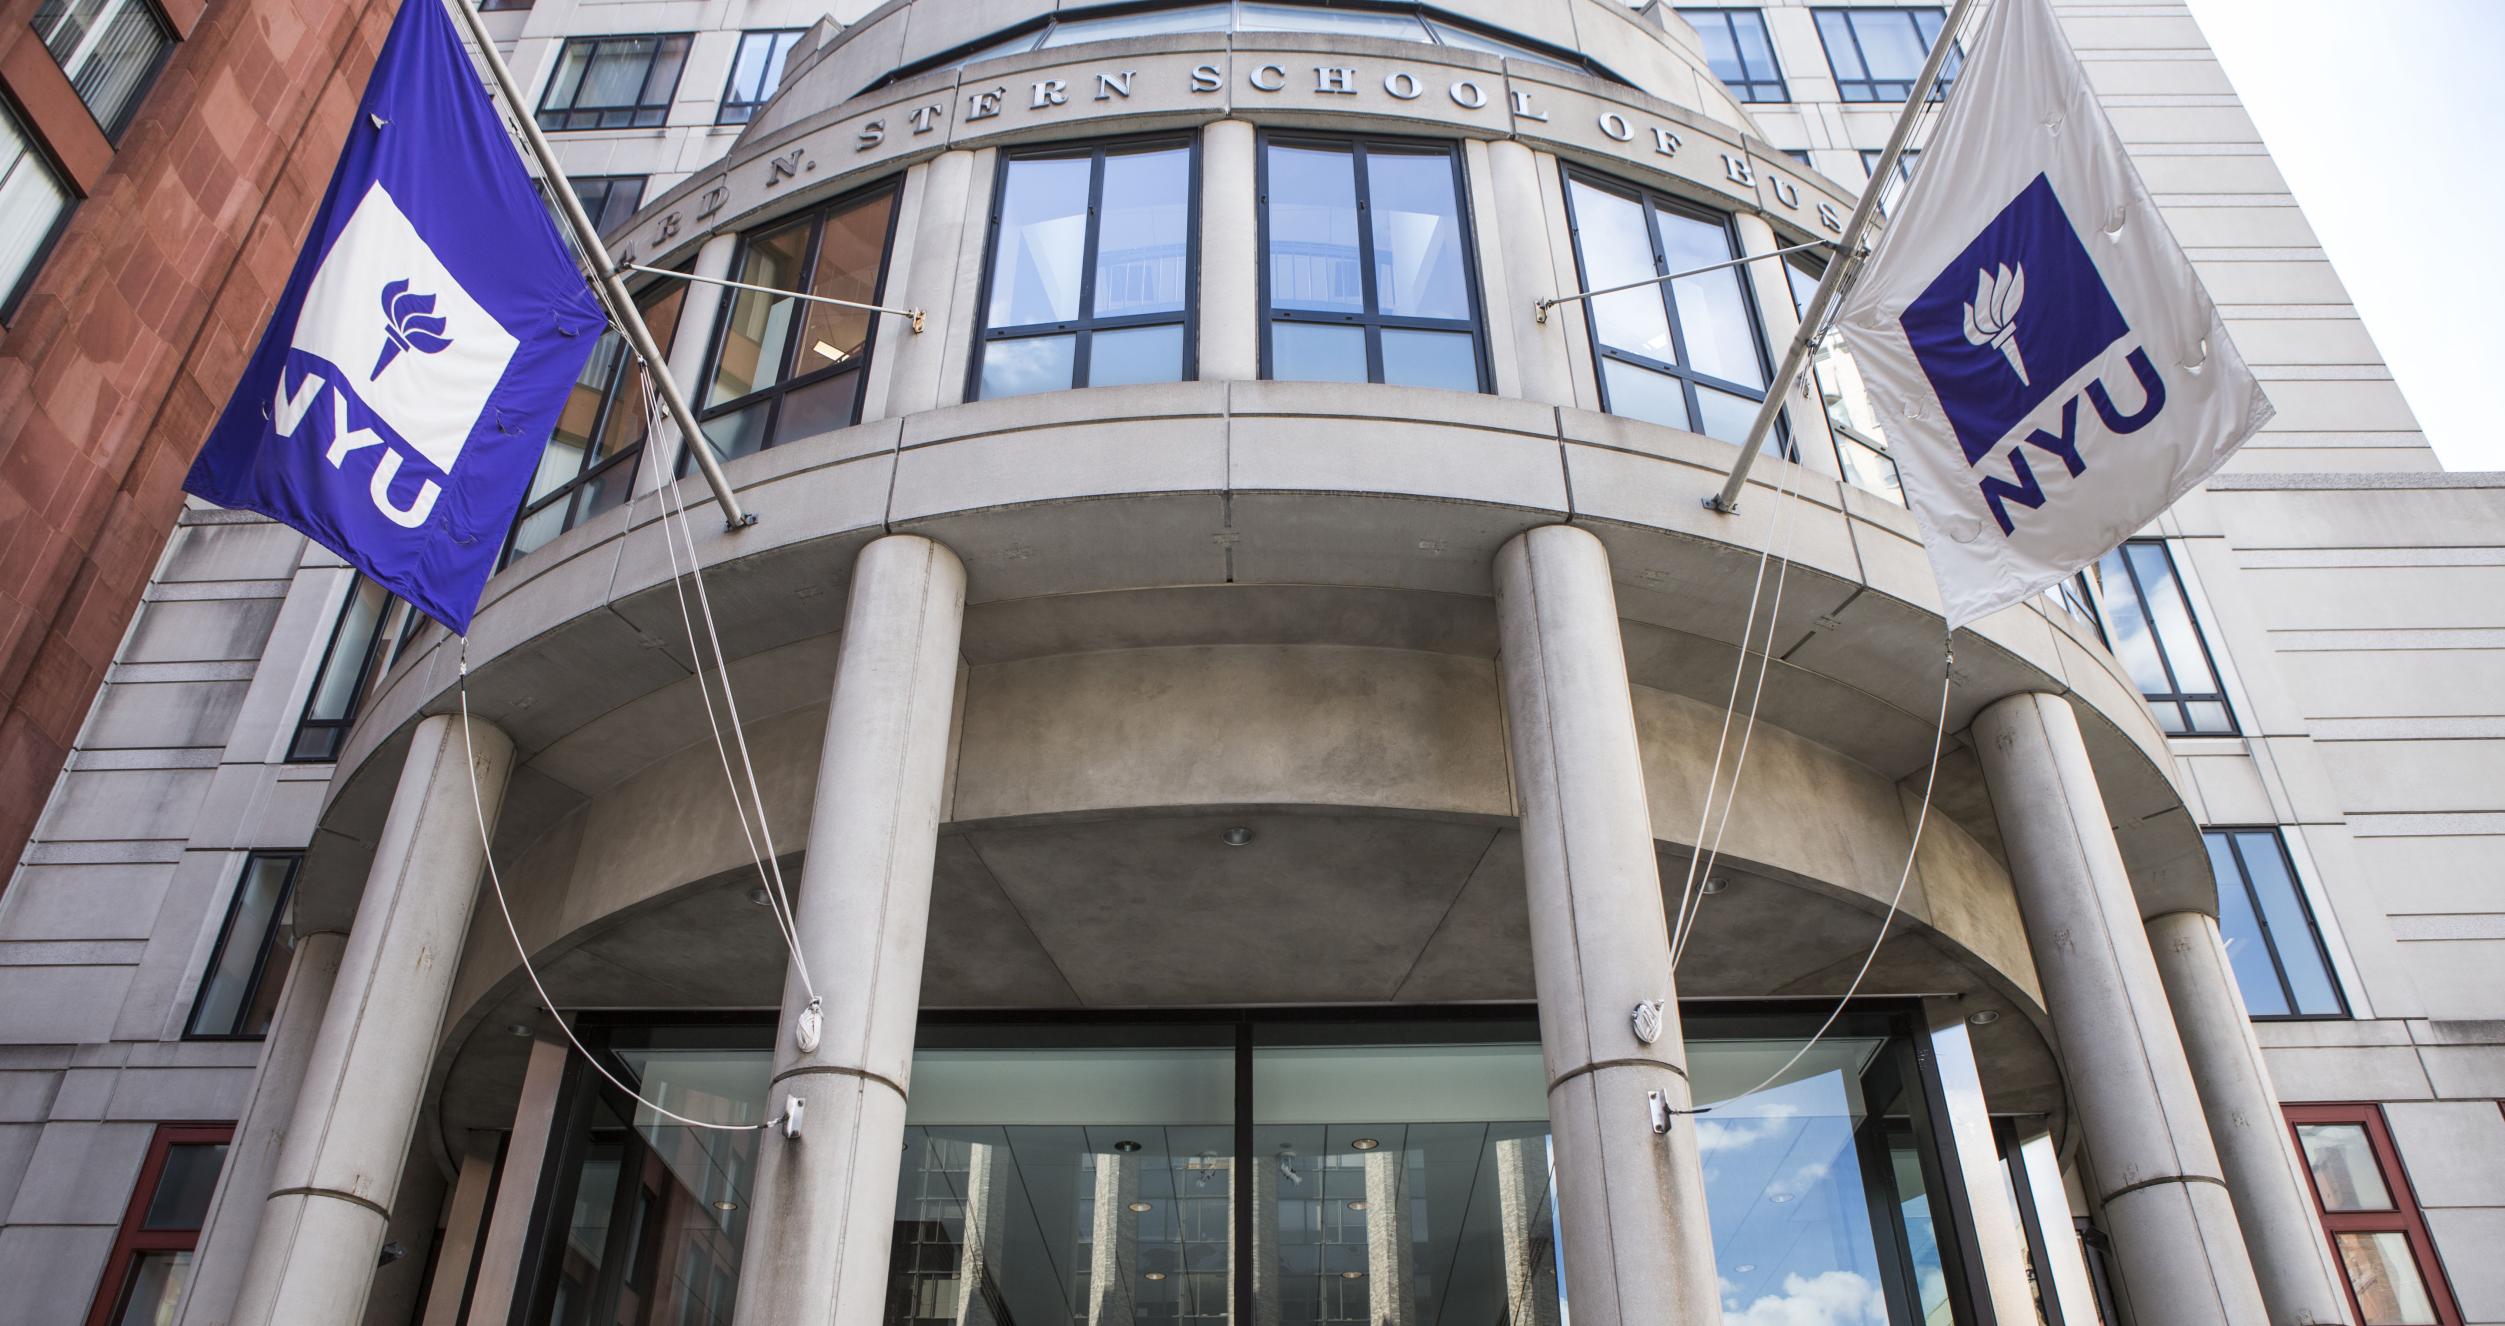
[[1648, 1090, 1672, 1135], [783, 1094, 805, 1140]]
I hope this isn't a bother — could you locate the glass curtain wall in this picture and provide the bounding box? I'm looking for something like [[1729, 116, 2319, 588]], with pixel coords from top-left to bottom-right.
[[523, 1008, 1992, 1326]]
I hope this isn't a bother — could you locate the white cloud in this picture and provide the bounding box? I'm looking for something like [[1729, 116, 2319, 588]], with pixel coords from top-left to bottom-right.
[[1721, 1271, 1887, 1326], [1695, 1104, 1800, 1155]]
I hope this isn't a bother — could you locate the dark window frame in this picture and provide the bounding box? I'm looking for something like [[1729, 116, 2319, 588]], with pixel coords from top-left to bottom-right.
[[691, 177, 904, 461], [83, 1123, 232, 1326], [2207, 826, 2348, 1021], [535, 32, 692, 132], [504, 274, 685, 566], [2102, 538, 2239, 736], [717, 27, 806, 124], [1813, 6, 1962, 102], [1680, 7, 1789, 102], [969, 133, 1203, 401], [183, 851, 300, 1041], [2286, 1103, 2465, 1326], [0, 90, 78, 323], [1255, 130, 1491, 393], [1559, 165, 1780, 448], [568, 174, 648, 236], [29, 0, 178, 143], [285, 575, 391, 763]]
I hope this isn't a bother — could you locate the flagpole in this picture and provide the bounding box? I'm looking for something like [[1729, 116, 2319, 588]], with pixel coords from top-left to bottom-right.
[[441, 0, 754, 530], [1709, 0, 1978, 515]]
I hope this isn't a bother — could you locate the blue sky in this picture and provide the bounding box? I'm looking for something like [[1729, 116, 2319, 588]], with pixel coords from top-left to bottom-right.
[[2185, 0, 2505, 471]]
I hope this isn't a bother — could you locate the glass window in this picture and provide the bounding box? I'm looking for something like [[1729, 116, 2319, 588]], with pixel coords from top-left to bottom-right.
[[976, 141, 1194, 400], [1043, 5, 1233, 46], [30, 0, 173, 141], [1814, 8, 1962, 102], [509, 278, 684, 563], [288, 575, 391, 762], [2288, 1106, 2463, 1326], [1262, 137, 1485, 392], [1862, 148, 1925, 189], [2206, 828, 2345, 1019], [1681, 8, 1787, 102], [186, 852, 298, 1040], [569, 175, 647, 236], [0, 100, 73, 317], [1238, 2, 1427, 41], [2096, 540, 2237, 736], [697, 183, 898, 460], [1564, 172, 1770, 444], [719, 29, 805, 124], [87, 1126, 230, 1326], [537, 34, 692, 131]]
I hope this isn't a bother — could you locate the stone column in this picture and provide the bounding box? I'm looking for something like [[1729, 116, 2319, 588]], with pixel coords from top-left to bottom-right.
[[2150, 909, 2352, 1326], [1972, 692, 2270, 1326], [416, 1140, 497, 1326], [461, 1034, 572, 1326], [225, 713, 515, 1325], [1363, 1150, 1417, 1326], [173, 929, 345, 1326], [1495, 1136, 1561, 1326], [882, 150, 977, 416], [731, 533, 966, 1326], [1197, 118, 1257, 383], [1487, 140, 1573, 408], [1493, 523, 1719, 1326]]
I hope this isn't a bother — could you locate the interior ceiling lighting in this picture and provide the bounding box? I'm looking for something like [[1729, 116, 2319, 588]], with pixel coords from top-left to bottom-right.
[[1347, 1199, 1369, 1211], [1113, 1139, 1143, 1153], [1700, 876, 1729, 895], [1221, 826, 1254, 847], [1968, 1008, 2002, 1025], [1144, 1271, 1167, 1281], [748, 886, 771, 906], [712, 1199, 739, 1212], [1342, 1270, 1365, 1280], [1769, 1193, 1794, 1204], [1127, 1200, 1153, 1213], [1350, 1137, 1380, 1151], [506, 1022, 533, 1037]]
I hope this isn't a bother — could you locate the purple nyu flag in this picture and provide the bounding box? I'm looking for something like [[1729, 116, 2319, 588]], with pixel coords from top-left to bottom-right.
[[186, 0, 605, 633]]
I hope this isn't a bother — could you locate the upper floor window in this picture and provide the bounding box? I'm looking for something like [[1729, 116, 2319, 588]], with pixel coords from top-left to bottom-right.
[[2207, 828, 2345, 1020], [2041, 569, 2102, 640], [976, 139, 1195, 400], [1681, 8, 1788, 102], [287, 575, 391, 762], [1260, 135, 1485, 393], [719, 28, 805, 124], [699, 183, 898, 461], [569, 174, 646, 235], [1862, 147, 1924, 188], [537, 33, 690, 131], [2287, 1105, 2464, 1326], [1564, 170, 1770, 444], [0, 101, 73, 318], [2097, 539, 2236, 735], [511, 279, 684, 561], [1814, 7, 1961, 102], [85, 1125, 230, 1326], [186, 852, 299, 1040], [31, 0, 174, 141]]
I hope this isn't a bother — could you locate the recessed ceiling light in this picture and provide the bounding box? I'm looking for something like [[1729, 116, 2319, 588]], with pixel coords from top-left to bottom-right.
[[1113, 1139, 1143, 1153], [506, 1022, 534, 1038], [1350, 1138, 1380, 1151], [1968, 1008, 2001, 1025], [1342, 1270, 1365, 1280], [1347, 1199, 1369, 1212], [1222, 826, 1254, 847], [712, 1199, 739, 1212], [748, 886, 772, 907], [1700, 876, 1729, 895], [1144, 1271, 1167, 1281], [1127, 1201, 1153, 1213]]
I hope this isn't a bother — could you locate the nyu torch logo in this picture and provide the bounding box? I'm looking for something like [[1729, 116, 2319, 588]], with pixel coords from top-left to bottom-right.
[[371, 278, 452, 380], [1963, 263, 2029, 385], [1903, 174, 2166, 536]]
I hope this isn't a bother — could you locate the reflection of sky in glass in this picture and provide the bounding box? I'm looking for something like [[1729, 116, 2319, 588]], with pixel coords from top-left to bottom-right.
[[1692, 1043, 1890, 1326]]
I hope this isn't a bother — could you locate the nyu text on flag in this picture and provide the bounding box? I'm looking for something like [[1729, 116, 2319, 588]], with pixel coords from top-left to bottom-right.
[[1829, 0, 2272, 630], [185, 0, 605, 634]]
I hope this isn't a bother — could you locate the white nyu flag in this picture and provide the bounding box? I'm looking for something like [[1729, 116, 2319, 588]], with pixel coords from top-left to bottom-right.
[[1831, 0, 2272, 629]]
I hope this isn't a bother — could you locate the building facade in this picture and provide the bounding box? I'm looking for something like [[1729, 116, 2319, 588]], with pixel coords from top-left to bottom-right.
[[1, 2, 2500, 1325]]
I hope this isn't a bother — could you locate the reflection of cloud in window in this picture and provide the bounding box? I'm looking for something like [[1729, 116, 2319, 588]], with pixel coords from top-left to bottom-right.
[[1719, 1270, 1887, 1326], [1695, 1103, 1799, 1155]]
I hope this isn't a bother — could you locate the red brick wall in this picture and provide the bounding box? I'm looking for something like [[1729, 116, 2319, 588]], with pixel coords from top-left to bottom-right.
[[0, 0, 397, 875]]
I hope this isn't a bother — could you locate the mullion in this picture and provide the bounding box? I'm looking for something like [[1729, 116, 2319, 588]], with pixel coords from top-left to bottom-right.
[[228, 862, 296, 1036], [2118, 548, 2192, 726], [1638, 195, 1708, 432], [2226, 832, 2304, 1016], [1073, 147, 1108, 389], [1350, 142, 1387, 384]]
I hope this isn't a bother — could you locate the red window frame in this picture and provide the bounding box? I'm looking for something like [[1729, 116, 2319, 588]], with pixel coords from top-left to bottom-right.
[[84, 1122, 233, 1326], [2284, 1103, 2463, 1326]]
